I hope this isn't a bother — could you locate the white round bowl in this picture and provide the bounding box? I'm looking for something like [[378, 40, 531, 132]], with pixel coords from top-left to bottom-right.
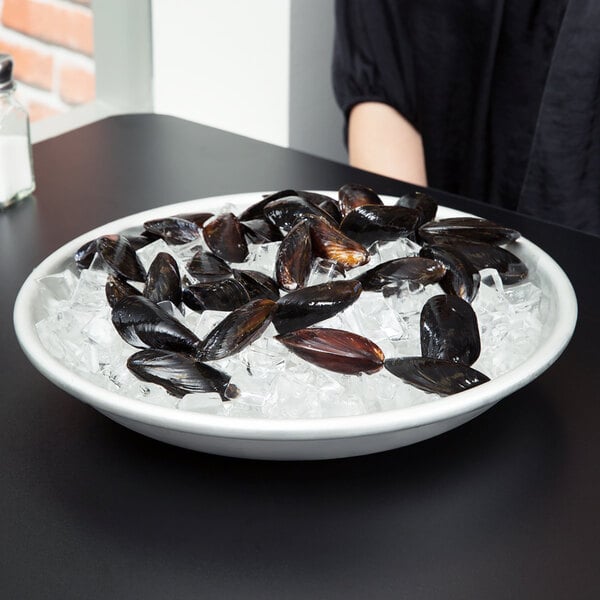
[[13, 192, 578, 460]]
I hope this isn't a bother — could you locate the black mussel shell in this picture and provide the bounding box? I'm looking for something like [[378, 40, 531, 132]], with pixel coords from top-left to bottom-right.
[[317, 198, 343, 224], [396, 191, 438, 226], [441, 241, 528, 284], [125, 234, 156, 252], [384, 357, 490, 395], [418, 217, 520, 246], [187, 250, 233, 282], [241, 218, 284, 243], [105, 274, 141, 308], [420, 244, 479, 303], [340, 205, 420, 245], [239, 189, 298, 221], [273, 280, 362, 335], [264, 196, 336, 234], [182, 279, 250, 312], [144, 252, 181, 305], [127, 349, 236, 400], [203, 212, 248, 263], [276, 327, 385, 375], [74, 238, 98, 269], [338, 183, 383, 217], [173, 212, 214, 227], [233, 269, 280, 301], [111, 295, 201, 354], [275, 219, 313, 291], [199, 298, 277, 361], [420, 295, 481, 365], [296, 190, 338, 207], [356, 257, 446, 291], [143, 217, 202, 245], [305, 215, 370, 270], [96, 235, 147, 282]]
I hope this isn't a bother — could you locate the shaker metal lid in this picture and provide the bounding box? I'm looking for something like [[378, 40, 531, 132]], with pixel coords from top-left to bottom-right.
[[0, 53, 15, 91]]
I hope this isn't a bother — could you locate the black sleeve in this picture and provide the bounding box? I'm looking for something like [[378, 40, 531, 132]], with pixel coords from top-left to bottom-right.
[[332, 0, 418, 134]]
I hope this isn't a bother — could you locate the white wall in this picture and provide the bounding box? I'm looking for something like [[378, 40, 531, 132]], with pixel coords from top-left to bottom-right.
[[152, 0, 291, 147]]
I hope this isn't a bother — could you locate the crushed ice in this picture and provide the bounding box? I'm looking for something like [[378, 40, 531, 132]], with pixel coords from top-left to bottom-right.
[[34, 232, 548, 418]]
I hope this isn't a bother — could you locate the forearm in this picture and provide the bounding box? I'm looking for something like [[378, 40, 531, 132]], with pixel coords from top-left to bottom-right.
[[348, 102, 428, 186]]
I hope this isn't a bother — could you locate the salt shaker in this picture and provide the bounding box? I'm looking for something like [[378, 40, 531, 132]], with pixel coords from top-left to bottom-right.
[[0, 53, 35, 209]]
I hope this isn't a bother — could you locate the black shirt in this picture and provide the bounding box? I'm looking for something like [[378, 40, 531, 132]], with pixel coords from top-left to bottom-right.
[[333, 0, 600, 236]]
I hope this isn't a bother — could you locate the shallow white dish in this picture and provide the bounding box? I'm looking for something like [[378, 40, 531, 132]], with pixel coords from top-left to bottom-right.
[[13, 192, 578, 460]]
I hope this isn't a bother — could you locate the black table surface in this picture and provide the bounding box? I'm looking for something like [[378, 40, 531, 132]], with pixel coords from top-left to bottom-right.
[[2, 115, 599, 599]]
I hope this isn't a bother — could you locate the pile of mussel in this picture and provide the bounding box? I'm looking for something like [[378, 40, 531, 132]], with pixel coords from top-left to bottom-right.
[[74, 184, 527, 403]]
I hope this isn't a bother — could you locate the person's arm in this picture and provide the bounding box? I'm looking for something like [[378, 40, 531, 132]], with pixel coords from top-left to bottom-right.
[[348, 101, 428, 186]]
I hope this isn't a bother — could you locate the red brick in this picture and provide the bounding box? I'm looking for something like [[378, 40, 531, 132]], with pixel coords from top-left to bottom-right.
[[0, 38, 53, 90], [59, 64, 95, 104], [2, 0, 94, 56]]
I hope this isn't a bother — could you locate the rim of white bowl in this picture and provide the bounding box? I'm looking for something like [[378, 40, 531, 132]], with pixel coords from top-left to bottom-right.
[[13, 192, 578, 441]]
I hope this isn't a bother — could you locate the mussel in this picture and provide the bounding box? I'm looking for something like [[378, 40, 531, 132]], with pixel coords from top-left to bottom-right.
[[396, 191, 438, 226], [384, 357, 489, 395], [276, 327, 385, 375], [419, 244, 479, 303], [241, 218, 284, 243], [238, 189, 298, 221], [233, 270, 280, 301], [418, 217, 520, 246], [199, 298, 277, 361], [105, 274, 141, 308], [187, 250, 233, 282], [272, 280, 362, 335], [182, 279, 250, 312], [143, 217, 202, 245], [203, 212, 248, 263], [96, 235, 147, 282], [356, 257, 446, 291], [305, 215, 370, 269], [340, 204, 420, 245], [144, 252, 182, 305], [264, 196, 335, 233], [420, 295, 481, 365], [338, 183, 383, 217], [275, 219, 313, 290], [127, 349, 236, 400], [111, 295, 202, 355]]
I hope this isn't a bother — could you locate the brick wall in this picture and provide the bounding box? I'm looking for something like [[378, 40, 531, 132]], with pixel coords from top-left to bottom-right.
[[0, 0, 95, 122]]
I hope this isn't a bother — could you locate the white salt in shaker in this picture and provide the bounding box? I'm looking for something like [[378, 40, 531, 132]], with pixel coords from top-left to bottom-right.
[[0, 53, 35, 209]]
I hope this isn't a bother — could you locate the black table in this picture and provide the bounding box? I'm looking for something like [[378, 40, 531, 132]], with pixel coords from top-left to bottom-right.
[[2, 115, 599, 599]]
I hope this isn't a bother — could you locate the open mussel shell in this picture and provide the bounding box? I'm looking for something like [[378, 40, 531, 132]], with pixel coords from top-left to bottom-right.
[[105, 274, 141, 308], [111, 295, 201, 355], [273, 280, 363, 335], [384, 357, 490, 396], [441, 241, 528, 284], [187, 249, 233, 282], [199, 298, 277, 361], [420, 295, 481, 365], [396, 191, 438, 226], [420, 244, 480, 303], [264, 196, 336, 234], [305, 215, 370, 269], [356, 257, 446, 291], [143, 216, 202, 245], [144, 252, 182, 305], [275, 219, 313, 291], [276, 327, 385, 375], [338, 183, 383, 217], [340, 204, 420, 245], [233, 270, 280, 301], [127, 349, 236, 400], [203, 212, 248, 263], [418, 217, 520, 246], [96, 235, 147, 282], [182, 278, 250, 312]]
